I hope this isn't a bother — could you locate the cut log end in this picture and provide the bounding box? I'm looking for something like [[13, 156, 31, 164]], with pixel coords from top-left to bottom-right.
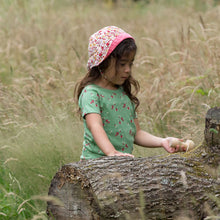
[[205, 107, 220, 146]]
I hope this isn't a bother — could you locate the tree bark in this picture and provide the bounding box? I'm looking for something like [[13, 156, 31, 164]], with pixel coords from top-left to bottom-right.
[[47, 108, 220, 220]]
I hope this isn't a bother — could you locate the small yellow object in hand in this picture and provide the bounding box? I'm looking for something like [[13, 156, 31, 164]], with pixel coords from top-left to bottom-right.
[[169, 138, 195, 152]]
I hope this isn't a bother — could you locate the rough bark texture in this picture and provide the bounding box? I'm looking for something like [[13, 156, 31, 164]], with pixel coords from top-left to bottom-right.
[[47, 108, 220, 220]]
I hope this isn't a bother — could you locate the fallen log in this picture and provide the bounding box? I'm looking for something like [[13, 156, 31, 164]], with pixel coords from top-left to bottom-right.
[[47, 107, 220, 219]]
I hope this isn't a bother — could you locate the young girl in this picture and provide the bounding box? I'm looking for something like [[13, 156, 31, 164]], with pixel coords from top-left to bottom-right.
[[75, 26, 184, 160]]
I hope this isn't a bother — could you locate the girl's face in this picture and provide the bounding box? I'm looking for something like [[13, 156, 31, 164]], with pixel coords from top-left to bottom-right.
[[104, 51, 135, 89]]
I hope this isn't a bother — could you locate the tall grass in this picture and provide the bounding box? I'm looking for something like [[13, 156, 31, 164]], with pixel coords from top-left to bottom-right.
[[0, 0, 219, 218]]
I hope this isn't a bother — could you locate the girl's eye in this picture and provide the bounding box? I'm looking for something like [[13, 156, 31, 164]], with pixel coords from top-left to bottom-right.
[[120, 62, 133, 66], [119, 61, 134, 68]]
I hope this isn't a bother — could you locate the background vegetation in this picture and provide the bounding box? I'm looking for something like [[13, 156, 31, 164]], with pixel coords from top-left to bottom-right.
[[0, 0, 219, 219]]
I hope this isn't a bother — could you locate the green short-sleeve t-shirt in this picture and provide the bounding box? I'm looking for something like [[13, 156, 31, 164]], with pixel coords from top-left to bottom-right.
[[79, 84, 137, 160]]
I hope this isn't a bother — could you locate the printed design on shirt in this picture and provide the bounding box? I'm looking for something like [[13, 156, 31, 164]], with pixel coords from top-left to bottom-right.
[[121, 142, 129, 151], [79, 85, 136, 159]]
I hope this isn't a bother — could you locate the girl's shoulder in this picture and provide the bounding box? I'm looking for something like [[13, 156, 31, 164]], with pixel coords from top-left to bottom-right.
[[81, 84, 101, 95], [79, 84, 104, 100], [84, 84, 99, 91]]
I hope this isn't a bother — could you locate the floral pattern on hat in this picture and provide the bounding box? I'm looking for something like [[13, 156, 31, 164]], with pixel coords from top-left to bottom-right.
[[87, 26, 134, 70]]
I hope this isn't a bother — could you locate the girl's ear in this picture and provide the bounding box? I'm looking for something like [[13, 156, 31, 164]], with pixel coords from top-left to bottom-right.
[[110, 57, 117, 71], [105, 56, 116, 70]]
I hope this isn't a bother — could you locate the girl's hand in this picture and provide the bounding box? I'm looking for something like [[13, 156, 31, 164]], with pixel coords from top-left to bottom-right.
[[161, 137, 185, 153], [107, 150, 134, 158]]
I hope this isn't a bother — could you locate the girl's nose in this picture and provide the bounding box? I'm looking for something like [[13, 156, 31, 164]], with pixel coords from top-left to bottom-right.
[[125, 65, 131, 73]]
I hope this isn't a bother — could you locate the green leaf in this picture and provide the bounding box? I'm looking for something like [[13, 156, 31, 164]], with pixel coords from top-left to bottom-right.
[[209, 128, 219, 134], [196, 88, 209, 96]]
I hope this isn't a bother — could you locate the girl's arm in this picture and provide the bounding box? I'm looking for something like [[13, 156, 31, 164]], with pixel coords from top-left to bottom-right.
[[86, 113, 134, 157], [134, 118, 182, 153]]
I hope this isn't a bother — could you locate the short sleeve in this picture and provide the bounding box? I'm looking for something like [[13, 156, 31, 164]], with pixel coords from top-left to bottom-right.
[[131, 102, 138, 119], [79, 87, 101, 118]]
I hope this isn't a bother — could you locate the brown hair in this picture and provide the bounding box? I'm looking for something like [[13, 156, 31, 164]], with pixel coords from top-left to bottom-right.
[[74, 38, 140, 113]]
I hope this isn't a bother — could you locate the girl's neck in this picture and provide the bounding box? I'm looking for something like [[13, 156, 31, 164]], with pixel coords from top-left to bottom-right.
[[94, 77, 118, 90]]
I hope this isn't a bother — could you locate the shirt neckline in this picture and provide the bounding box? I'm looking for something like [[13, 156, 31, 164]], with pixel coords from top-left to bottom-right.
[[90, 84, 122, 92]]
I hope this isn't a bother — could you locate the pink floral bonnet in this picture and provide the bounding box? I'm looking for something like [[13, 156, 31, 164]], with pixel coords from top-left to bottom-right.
[[87, 26, 134, 70]]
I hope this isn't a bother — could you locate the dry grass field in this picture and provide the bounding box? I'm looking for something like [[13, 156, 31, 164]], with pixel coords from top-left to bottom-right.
[[0, 0, 219, 219]]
